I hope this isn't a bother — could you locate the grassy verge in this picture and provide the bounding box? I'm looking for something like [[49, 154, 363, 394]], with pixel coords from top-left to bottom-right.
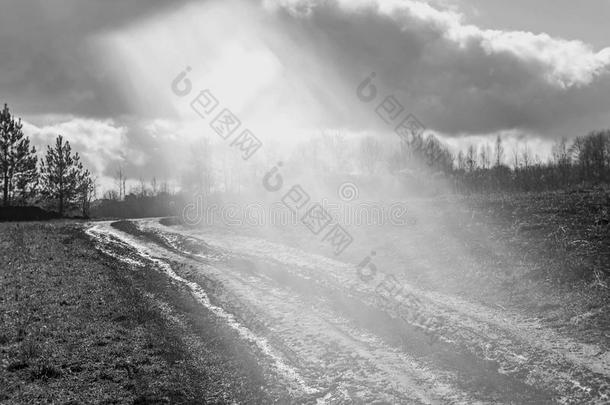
[[459, 188, 610, 283], [0, 222, 273, 404], [450, 188, 610, 345]]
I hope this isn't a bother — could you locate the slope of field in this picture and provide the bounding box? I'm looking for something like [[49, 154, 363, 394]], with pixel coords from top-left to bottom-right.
[[0, 222, 278, 404], [1, 188, 608, 404], [85, 218, 609, 403], [214, 189, 609, 350]]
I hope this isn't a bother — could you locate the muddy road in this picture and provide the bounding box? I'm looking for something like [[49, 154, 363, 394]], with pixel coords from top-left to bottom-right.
[[85, 219, 609, 404]]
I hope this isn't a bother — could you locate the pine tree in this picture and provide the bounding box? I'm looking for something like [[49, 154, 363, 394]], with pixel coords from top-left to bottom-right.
[[0, 103, 38, 206], [40, 135, 90, 216]]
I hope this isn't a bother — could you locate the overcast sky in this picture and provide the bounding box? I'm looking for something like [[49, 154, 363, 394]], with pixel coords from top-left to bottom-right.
[[1, 0, 609, 189]]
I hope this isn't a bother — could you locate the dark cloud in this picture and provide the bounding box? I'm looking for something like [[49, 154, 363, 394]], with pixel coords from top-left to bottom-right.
[[265, 0, 610, 139], [0, 0, 192, 118], [25, 116, 189, 187], [6, 0, 610, 188]]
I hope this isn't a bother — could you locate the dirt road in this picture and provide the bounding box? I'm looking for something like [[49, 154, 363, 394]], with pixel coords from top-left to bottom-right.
[[85, 219, 610, 404]]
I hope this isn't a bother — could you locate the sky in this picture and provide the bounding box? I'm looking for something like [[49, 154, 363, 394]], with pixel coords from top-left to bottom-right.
[[1, 0, 609, 191]]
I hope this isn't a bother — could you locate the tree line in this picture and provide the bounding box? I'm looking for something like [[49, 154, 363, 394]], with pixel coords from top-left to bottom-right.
[[174, 128, 610, 200], [418, 130, 610, 193], [0, 104, 93, 216], [4, 97, 607, 220], [268, 128, 610, 195], [307, 129, 610, 194]]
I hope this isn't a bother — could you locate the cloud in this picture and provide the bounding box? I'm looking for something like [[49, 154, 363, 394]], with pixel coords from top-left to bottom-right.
[[5, 0, 610, 186], [22, 116, 202, 192], [0, 0, 191, 118], [262, 0, 610, 138], [267, 0, 610, 87], [24, 117, 127, 181]]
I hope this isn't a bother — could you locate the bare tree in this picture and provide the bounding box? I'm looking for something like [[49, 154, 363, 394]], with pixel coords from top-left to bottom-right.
[[321, 130, 351, 173], [552, 137, 570, 167], [104, 189, 119, 201], [80, 174, 96, 217], [160, 180, 169, 195], [521, 142, 531, 168], [512, 141, 521, 168], [570, 130, 610, 180], [456, 150, 466, 171], [466, 145, 477, 172], [589, 131, 609, 179], [494, 135, 504, 167], [182, 138, 215, 195], [139, 177, 147, 197], [479, 144, 491, 169], [359, 136, 383, 174], [150, 177, 158, 196], [115, 167, 126, 200]]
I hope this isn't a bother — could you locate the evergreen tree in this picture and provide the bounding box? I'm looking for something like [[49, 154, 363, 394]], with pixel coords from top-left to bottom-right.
[[40, 135, 90, 216], [0, 103, 38, 206]]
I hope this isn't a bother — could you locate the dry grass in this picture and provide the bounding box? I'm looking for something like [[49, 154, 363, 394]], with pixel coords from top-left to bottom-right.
[[0, 222, 273, 404], [201, 187, 609, 349], [399, 188, 610, 346]]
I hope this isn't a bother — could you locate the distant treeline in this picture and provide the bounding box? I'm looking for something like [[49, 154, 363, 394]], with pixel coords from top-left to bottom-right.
[[267, 128, 610, 195], [400, 130, 610, 193], [4, 99, 609, 222], [91, 192, 183, 219], [168, 128, 610, 203], [0, 104, 94, 218]]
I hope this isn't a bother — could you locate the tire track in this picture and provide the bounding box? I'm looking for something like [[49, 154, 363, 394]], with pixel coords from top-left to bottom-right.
[[87, 221, 487, 403], [146, 220, 609, 404]]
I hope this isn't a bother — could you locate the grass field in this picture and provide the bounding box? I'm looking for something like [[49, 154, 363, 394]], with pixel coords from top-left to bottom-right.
[[0, 189, 608, 402], [0, 222, 273, 404], [445, 189, 610, 346], [211, 188, 610, 348]]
